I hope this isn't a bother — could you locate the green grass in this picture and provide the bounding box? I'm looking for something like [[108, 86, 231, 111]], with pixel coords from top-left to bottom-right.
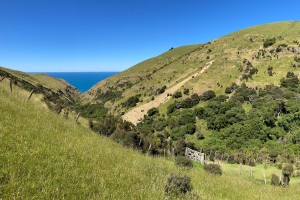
[[2, 76, 300, 199], [86, 21, 300, 117], [0, 66, 73, 91]]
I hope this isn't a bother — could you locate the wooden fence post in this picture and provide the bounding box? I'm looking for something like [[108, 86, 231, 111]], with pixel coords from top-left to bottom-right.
[[28, 89, 34, 100], [279, 173, 282, 185], [263, 170, 267, 184], [148, 144, 152, 152], [171, 147, 175, 159], [76, 112, 81, 122]]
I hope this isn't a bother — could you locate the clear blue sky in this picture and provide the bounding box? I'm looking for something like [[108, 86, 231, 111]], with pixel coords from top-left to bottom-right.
[[0, 0, 299, 72]]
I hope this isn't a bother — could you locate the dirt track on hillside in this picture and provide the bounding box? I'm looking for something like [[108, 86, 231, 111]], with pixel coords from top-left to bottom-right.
[[122, 60, 214, 125]]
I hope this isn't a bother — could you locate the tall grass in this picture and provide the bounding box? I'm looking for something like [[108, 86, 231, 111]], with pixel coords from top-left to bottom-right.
[[1, 81, 300, 199]]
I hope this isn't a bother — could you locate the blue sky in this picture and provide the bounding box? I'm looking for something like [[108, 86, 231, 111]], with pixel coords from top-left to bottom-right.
[[0, 0, 299, 72]]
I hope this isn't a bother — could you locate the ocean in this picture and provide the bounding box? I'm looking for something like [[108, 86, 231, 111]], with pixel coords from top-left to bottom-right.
[[35, 72, 118, 93]]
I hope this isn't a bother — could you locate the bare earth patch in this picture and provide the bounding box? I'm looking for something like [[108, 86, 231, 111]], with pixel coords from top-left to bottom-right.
[[122, 60, 214, 125]]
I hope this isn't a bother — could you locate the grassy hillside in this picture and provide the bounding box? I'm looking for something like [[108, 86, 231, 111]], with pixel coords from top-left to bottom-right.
[[2, 70, 300, 199], [0, 66, 82, 114], [84, 21, 300, 117]]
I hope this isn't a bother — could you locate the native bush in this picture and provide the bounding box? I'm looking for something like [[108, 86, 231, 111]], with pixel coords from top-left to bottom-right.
[[263, 37, 276, 48], [173, 91, 182, 98], [147, 107, 159, 116], [164, 174, 192, 195], [282, 164, 293, 186], [201, 90, 216, 101], [183, 88, 190, 95], [271, 174, 281, 186], [204, 164, 222, 175], [123, 95, 140, 108], [175, 156, 193, 168]]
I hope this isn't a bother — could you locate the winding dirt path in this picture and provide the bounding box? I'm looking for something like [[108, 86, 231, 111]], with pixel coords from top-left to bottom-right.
[[122, 60, 214, 125]]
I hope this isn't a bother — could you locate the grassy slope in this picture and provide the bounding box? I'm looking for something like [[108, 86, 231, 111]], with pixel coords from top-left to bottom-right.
[[1, 77, 300, 199], [0, 67, 75, 91], [84, 21, 300, 117]]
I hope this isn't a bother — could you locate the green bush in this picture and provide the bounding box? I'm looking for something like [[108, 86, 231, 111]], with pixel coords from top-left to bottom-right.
[[164, 174, 192, 195], [201, 90, 216, 101], [147, 107, 159, 116], [173, 91, 182, 98], [270, 174, 281, 186], [204, 164, 222, 175], [123, 95, 140, 108], [263, 37, 276, 48], [282, 164, 293, 186], [183, 88, 190, 95], [175, 156, 193, 168]]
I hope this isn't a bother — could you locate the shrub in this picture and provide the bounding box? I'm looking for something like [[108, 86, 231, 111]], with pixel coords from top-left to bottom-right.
[[271, 174, 281, 186], [175, 156, 193, 168], [123, 95, 140, 108], [204, 164, 222, 175], [282, 164, 293, 186], [165, 174, 192, 195], [147, 107, 159, 116], [263, 37, 276, 48], [173, 91, 182, 98], [201, 90, 216, 101], [158, 85, 167, 94], [183, 88, 190, 95]]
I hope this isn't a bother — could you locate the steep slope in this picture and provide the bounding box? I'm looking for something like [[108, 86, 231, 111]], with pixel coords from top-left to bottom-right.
[[0, 66, 81, 110], [85, 21, 300, 119], [123, 60, 214, 124], [1, 69, 300, 199]]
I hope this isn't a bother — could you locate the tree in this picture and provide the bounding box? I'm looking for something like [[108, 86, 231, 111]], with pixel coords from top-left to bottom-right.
[[282, 164, 293, 186], [201, 90, 216, 101]]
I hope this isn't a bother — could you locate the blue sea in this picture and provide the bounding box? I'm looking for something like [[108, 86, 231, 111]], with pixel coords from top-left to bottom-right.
[[34, 72, 118, 93]]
